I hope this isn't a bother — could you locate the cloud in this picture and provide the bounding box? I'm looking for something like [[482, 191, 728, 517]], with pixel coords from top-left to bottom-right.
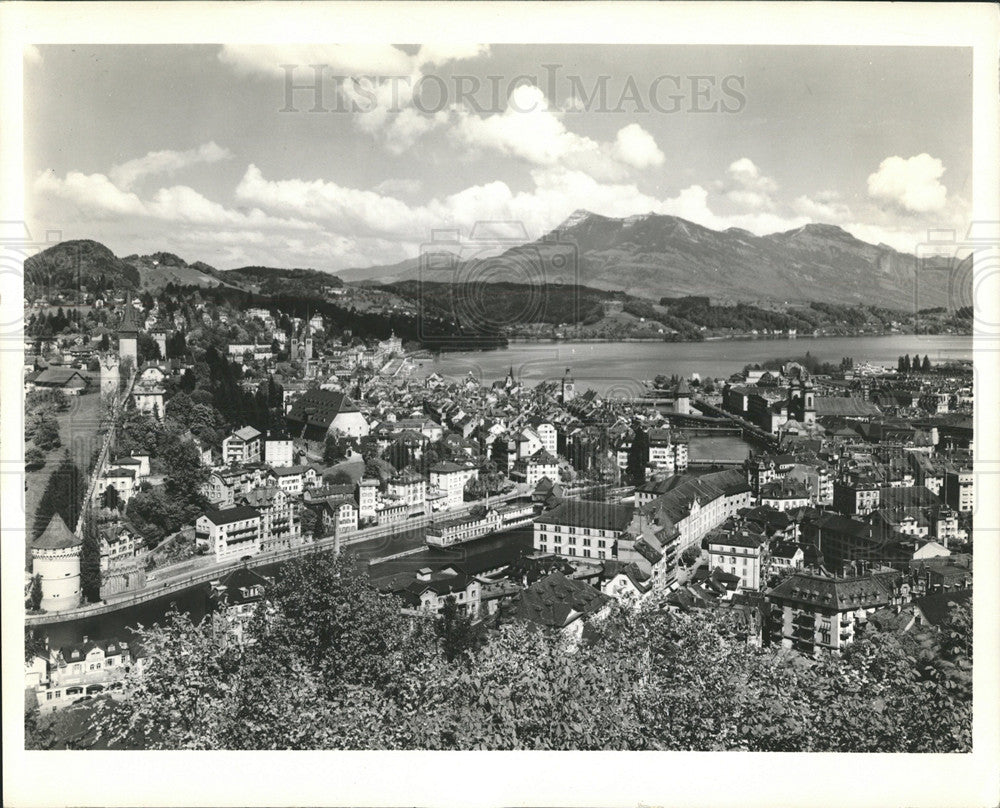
[[867, 153, 948, 214], [721, 157, 779, 211], [793, 191, 852, 222], [611, 124, 666, 170], [373, 178, 423, 197], [109, 142, 232, 190], [449, 85, 666, 181], [219, 44, 489, 155], [34, 168, 317, 232]]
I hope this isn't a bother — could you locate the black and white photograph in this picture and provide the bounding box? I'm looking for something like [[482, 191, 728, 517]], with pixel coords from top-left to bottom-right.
[[2, 3, 998, 807]]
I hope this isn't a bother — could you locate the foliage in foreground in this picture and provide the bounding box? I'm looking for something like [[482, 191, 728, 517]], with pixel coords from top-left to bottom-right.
[[40, 552, 970, 752]]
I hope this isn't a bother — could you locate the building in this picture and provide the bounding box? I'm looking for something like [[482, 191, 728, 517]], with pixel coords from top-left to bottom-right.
[[534, 499, 635, 561], [31, 515, 82, 612], [208, 567, 273, 642], [833, 477, 881, 517], [117, 303, 141, 366], [223, 426, 263, 465], [707, 527, 767, 591], [29, 637, 134, 712], [943, 467, 974, 513], [513, 449, 559, 487], [358, 478, 379, 522], [428, 460, 479, 510], [285, 389, 370, 441], [263, 433, 294, 467], [387, 469, 428, 509], [759, 480, 812, 512], [195, 506, 262, 562], [386, 566, 482, 618], [240, 486, 301, 553], [766, 571, 911, 654], [514, 571, 612, 640], [641, 469, 754, 554], [426, 508, 503, 547]]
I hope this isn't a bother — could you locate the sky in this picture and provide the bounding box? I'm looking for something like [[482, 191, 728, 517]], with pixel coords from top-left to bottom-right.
[[24, 44, 972, 272]]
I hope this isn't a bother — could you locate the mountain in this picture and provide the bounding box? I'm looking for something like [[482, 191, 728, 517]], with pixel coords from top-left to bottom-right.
[[340, 211, 952, 310], [24, 239, 140, 291]]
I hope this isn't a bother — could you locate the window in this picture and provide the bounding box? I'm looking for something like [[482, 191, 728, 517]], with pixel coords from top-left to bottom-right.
[[598, 540, 606, 548], [598, 551, 606, 559], [583, 538, 591, 547], [539, 543, 547, 553], [583, 549, 591, 558], [568, 548, 576, 556], [568, 536, 576, 545]]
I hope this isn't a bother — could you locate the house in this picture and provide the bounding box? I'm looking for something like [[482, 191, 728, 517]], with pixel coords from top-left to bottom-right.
[[707, 527, 767, 591], [358, 478, 379, 522], [264, 464, 317, 496], [195, 506, 262, 562], [223, 426, 262, 465], [387, 469, 428, 508], [99, 523, 144, 570], [759, 480, 812, 512], [428, 460, 479, 510], [29, 636, 134, 713], [766, 570, 911, 654], [385, 566, 482, 618], [263, 432, 294, 467], [26, 367, 89, 395], [208, 567, 273, 641], [285, 389, 369, 441], [514, 571, 612, 641], [239, 486, 301, 553]]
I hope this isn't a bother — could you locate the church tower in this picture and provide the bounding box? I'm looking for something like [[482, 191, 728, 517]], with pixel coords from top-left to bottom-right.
[[560, 369, 575, 403], [31, 514, 82, 612], [803, 377, 816, 425]]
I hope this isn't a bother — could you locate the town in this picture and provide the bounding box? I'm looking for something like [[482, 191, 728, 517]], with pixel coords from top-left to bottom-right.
[[23, 287, 974, 737]]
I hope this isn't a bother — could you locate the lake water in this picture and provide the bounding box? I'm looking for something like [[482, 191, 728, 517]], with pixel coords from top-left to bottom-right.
[[425, 335, 972, 395]]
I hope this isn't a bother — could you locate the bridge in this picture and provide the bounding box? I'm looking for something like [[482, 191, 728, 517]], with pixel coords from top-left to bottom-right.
[[691, 399, 781, 451]]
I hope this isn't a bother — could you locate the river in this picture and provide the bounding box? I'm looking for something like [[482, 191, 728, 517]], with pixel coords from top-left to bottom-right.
[[423, 334, 972, 395]]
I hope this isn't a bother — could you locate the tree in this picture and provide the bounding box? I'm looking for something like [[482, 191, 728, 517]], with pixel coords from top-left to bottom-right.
[[922, 354, 931, 372], [436, 595, 478, 662], [25, 446, 46, 471], [27, 577, 43, 612], [80, 513, 102, 603], [33, 451, 85, 540], [680, 545, 702, 567], [33, 414, 61, 452]]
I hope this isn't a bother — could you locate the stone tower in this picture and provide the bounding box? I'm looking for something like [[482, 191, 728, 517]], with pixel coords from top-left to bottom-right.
[[675, 377, 691, 415], [31, 514, 82, 612], [117, 300, 141, 368], [99, 352, 120, 400]]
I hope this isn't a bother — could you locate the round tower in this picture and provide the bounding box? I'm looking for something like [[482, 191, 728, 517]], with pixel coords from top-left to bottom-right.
[[31, 514, 82, 612]]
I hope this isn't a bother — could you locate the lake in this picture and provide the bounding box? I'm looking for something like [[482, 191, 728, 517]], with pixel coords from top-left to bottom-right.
[[424, 334, 972, 395]]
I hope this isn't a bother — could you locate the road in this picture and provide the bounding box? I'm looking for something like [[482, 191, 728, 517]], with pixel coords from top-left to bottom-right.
[[26, 491, 530, 626]]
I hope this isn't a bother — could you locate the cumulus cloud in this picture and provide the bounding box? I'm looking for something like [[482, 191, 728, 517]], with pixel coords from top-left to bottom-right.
[[373, 178, 423, 197], [867, 153, 948, 214], [611, 124, 666, 170], [109, 142, 232, 190], [720, 157, 779, 211], [449, 85, 665, 181], [219, 44, 488, 155], [34, 167, 317, 232]]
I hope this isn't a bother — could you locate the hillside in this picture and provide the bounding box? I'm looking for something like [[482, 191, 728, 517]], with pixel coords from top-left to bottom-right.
[[24, 240, 140, 294], [340, 212, 955, 309], [125, 252, 241, 291]]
